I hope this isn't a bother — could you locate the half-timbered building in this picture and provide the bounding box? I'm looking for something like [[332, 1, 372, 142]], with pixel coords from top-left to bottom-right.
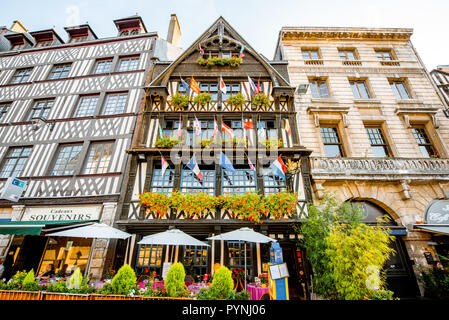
[[116, 17, 313, 299], [0, 15, 182, 280]]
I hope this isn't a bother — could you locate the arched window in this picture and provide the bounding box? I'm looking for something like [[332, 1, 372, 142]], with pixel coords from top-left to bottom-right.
[[350, 201, 397, 225]]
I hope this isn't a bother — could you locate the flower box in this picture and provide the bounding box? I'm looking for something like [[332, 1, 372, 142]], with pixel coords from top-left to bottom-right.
[[0, 290, 42, 300], [90, 294, 142, 300], [41, 292, 90, 300]]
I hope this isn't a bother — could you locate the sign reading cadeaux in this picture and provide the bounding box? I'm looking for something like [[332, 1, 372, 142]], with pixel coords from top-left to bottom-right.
[[22, 205, 102, 222], [424, 200, 449, 224], [0, 177, 27, 202]]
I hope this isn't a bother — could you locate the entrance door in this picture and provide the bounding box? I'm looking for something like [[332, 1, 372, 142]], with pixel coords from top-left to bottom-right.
[[282, 245, 306, 300], [10, 235, 48, 276]]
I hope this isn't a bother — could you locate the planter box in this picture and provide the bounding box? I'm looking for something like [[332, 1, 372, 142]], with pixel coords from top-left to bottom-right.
[[41, 292, 90, 300], [141, 296, 194, 300], [0, 290, 41, 300], [90, 294, 142, 300]]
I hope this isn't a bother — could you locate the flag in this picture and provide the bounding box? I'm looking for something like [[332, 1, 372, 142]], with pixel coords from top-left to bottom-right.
[[270, 156, 286, 180], [240, 45, 245, 58], [177, 115, 182, 139], [212, 117, 219, 138], [161, 156, 169, 177], [256, 78, 261, 94], [194, 116, 202, 137], [221, 121, 234, 139], [180, 77, 190, 94], [190, 76, 201, 94], [219, 75, 227, 94], [243, 119, 254, 130], [248, 76, 256, 95], [284, 119, 291, 136], [199, 44, 204, 57], [248, 156, 256, 172], [158, 122, 164, 138], [219, 152, 236, 174], [186, 154, 202, 182]]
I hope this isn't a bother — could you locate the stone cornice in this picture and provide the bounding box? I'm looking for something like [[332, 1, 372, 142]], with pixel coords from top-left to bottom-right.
[[281, 27, 413, 41]]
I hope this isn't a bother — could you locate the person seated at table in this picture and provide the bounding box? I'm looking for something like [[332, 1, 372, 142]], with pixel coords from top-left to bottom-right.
[[37, 264, 55, 280]]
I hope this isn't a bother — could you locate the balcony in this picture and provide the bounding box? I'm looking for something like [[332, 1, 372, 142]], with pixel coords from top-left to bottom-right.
[[310, 157, 449, 181], [150, 100, 290, 113]]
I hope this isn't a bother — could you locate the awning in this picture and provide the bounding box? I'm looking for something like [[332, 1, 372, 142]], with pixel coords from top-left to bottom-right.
[[415, 225, 449, 235], [0, 220, 98, 236]]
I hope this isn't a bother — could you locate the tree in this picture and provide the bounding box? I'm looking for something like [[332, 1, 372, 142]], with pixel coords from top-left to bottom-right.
[[165, 262, 188, 297], [325, 221, 395, 300], [210, 266, 234, 299], [111, 264, 137, 295]]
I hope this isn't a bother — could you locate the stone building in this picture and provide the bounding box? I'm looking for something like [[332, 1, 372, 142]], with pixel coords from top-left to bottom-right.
[[275, 27, 449, 297], [0, 15, 182, 280]]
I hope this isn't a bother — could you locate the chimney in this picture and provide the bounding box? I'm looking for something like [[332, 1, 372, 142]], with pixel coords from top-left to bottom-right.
[[166, 14, 181, 46]]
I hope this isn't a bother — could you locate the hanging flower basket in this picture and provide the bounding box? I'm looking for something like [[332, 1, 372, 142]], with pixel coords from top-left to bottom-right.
[[226, 93, 246, 108], [251, 92, 271, 108], [168, 93, 191, 110], [193, 92, 212, 106]]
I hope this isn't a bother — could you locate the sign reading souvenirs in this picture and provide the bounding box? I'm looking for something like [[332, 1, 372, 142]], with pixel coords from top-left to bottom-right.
[[0, 178, 27, 202], [22, 205, 102, 222], [424, 200, 449, 224]]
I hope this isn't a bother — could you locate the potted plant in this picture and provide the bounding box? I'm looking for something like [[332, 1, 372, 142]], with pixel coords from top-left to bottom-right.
[[231, 268, 245, 292], [258, 273, 268, 288], [168, 93, 191, 110], [155, 135, 182, 149], [226, 93, 246, 109], [138, 192, 171, 219], [193, 92, 212, 106], [251, 92, 271, 108]]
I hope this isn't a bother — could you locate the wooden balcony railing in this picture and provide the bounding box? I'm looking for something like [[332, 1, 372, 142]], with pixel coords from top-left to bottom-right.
[[151, 100, 290, 113], [310, 157, 449, 181]]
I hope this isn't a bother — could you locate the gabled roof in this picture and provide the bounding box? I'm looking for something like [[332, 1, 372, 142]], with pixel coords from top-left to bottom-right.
[[64, 24, 98, 40], [29, 28, 65, 44], [148, 16, 291, 88], [113, 15, 148, 33]]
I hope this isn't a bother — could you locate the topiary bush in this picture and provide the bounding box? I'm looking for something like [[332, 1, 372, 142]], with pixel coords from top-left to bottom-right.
[[67, 268, 83, 289], [210, 266, 234, 299], [234, 290, 250, 300], [22, 269, 40, 291], [165, 262, 188, 297], [111, 264, 137, 295]]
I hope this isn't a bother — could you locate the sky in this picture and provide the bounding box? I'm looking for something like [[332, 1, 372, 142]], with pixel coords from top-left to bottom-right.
[[0, 0, 447, 70]]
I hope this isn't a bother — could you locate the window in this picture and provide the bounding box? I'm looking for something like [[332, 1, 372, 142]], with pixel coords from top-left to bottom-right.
[[47, 64, 71, 80], [101, 93, 128, 115], [26, 99, 54, 121], [150, 162, 175, 193], [0, 146, 32, 178], [0, 103, 11, 122], [390, 80, 410, 99], [81, 142, 114, 174], [411, 127, 438, 158], [136, 244, 164, 275], [73, 95, 99, 117], [309, 79, 330, 98], [50, 144, 83, 176], [366, 127, 391, 157], [36, 40, 53, 47], [222, 120, 244, 141], [228, 241, 253, 278], [92, 59, 113, 74], [320, 126, 344, 157], [117, 56, 139, 72], [186, 119, 215, 146], [199, 82, 218, 101], [350, 80, 371, 99], [180, 166, 215, 195], [183, 244, 209, 278], [162, 119, 182, 139], [222, 166, 257, 195], [222, 83, 241, 101], [302, 49, 320, 60], [257, 119, 278, 142], [375, 50, 393, 61], [11, 42, 26, 50], [263, 167, 287, 195], [339, 49, 357, 61], [10, 68, 32, 84], [70, 35, 88, 43]]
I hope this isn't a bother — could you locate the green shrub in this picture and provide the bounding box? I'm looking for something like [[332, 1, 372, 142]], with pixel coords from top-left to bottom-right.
[[234, 290, 250, 300], [210, 266, 234, 299], [370, 289, 397, 300], [420, 266, 449, 300], [97, 282, 114, 295], [22, 269, 40, 291], [111, 264, 137, 295], [46, 281, 70, 293], [67, 268, 83, 289], [165, 262, 188, 297], [7, 270, 28, 290]]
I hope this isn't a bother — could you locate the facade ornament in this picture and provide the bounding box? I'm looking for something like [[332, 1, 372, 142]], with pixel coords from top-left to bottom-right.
[[400, 180, 411, 200]]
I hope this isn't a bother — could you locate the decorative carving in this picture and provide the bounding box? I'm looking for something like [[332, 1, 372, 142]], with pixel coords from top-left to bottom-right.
[[400, 180, 411, 200]]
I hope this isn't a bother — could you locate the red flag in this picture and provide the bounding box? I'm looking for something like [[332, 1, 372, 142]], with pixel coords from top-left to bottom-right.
[[256, 78, 261, 94], [190, 76, 201, 94], [221, 122, 234, 139], [243, 120, 254, 130]]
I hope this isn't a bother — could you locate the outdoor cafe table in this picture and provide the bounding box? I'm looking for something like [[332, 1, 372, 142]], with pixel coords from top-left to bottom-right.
[[246, 283, 269, 300]]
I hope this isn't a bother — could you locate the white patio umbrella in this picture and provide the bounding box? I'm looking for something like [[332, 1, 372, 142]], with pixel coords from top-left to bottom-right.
[[138, 228, 209, 247], [207, 227, 276, 290], [47, 223, 131, 239]]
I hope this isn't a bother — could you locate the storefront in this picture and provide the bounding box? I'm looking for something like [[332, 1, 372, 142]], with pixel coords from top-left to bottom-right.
[[0, 205, 101, 280]]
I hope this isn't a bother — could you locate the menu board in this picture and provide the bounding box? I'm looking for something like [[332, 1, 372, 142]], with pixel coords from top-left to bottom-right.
[[269, 263, 289, 280]]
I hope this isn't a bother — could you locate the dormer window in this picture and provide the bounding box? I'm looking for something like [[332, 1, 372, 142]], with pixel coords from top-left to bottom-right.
[[70, 35, 88, 43], [65, 24, 98, 43], [120, 29, 140, 36], [11, 42, 26, 50], [114, 16, 147, 37], [30, 29, 64, 48], [36, 39, 53, 47]]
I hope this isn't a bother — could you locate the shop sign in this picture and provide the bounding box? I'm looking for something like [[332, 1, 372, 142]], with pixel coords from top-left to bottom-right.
[[424, 200, 449, 224], [0, 177, 27, 202], [21, 205, 102, 222]]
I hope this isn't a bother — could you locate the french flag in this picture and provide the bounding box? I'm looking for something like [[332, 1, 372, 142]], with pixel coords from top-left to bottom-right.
[[270, 156, 286, 180], [186, 154, 203, 182], [248, 76, 257, 95], [221, 121, 234, 139]]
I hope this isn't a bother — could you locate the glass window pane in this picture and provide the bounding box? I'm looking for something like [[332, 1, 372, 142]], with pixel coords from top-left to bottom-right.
[[324, 144, 342, 157]]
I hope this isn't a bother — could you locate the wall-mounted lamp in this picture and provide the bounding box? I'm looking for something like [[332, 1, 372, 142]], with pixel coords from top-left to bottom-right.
[[31, 116, 55, 131]]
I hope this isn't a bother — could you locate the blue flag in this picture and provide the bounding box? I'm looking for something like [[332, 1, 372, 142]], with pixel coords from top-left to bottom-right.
[[219, 152, 236, 174], [180, 77, 190, 94]]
